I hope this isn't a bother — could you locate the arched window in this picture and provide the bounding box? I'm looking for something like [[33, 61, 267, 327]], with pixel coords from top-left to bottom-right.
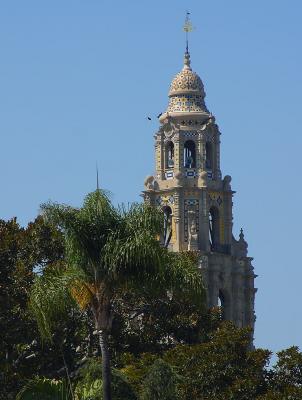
[[205, 142, 213, 169], [209, 207, 220, 250], [163, 206, 172, 248], [184, 140, 196, 168], [218, 289, 226, 320], [166, 141, 174, 168]]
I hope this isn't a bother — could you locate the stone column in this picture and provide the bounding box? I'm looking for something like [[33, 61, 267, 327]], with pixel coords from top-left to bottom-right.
[[173, 134, 181, 175], [212, 126, 222, 180], [232, 267, 245, 327], [223, 192, 233, 247], [199, 188, 210, 252], [173, 191, 181, 252], [208, 264, 221, 308], [244, 264, 257, 330], [155, 134, 165, 181]]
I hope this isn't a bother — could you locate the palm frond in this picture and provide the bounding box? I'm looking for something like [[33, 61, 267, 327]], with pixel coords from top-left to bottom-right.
[[103, 203, 165, 283], [70, 280, 96, 310], [29, 264, 82, 341], [104, 228, 165, 282], [164, 251, 205, 309], [16, 377, 71, 400], [41, 190, 120, 281], [104, 223, 205, 309], [37, 190, 206, 336], [82, 189, 113, 219], [119, 203, 164, 237]]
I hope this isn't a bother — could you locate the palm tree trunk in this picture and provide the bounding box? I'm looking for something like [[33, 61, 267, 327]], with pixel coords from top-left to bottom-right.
[[99, 330, 111, 400]]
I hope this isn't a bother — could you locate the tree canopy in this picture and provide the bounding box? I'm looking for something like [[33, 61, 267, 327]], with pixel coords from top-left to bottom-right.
[[28, 190, 205, 400], [1, 193, 302, 400]]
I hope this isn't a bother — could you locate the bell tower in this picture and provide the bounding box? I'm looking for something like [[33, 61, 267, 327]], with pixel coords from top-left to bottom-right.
[[143, 25, 256, 331]]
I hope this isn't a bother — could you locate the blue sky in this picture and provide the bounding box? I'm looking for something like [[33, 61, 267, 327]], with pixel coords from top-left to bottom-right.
[[1, 1, 302, 356]]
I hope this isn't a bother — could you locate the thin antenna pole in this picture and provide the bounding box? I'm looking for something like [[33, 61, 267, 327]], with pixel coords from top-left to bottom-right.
[[96, 163, 99, 191]]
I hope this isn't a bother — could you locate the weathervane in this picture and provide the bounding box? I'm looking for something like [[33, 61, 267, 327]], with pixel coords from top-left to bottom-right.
[[183, 11, 193, 53]]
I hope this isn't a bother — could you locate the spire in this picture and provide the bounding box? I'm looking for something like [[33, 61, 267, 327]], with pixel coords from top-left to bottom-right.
[[96, 163, 100, 191], [183, 11, 193, 70], [161, 12, 209, 117]]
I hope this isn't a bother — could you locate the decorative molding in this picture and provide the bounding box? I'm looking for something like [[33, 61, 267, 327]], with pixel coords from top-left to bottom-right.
[[184, 199, 199, 243]]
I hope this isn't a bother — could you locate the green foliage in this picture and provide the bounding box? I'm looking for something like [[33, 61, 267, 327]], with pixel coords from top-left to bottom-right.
[[110, 370, 137, 400], [75, 358, 137, 400], [4, 193, 302, 400], [39, 190, 204, 307], [140, 359, 179, 400], [16, 377, 71, 400], [75, 357, 103, 399], [29, 264, 80, 341], [273, 346, 302, 388], [121, 323, 271, 400], [32, 190, 204, 400], [120, 353, 158, 394], [258, 389, 302, 400], [0, 217, 78, 399], [163, 322, 270, 400], [259, 346, 302, 399], [111, 295, 221, 357]]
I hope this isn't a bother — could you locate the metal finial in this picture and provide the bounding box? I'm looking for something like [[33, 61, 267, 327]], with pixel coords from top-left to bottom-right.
[[183, 11, 193, 54], [239, 228, 244, 240], [184, 51, 191, 70]]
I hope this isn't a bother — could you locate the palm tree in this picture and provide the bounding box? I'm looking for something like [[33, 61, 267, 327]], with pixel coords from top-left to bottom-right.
[[30, 190, 204, 400], [16, 377, 71, 400]]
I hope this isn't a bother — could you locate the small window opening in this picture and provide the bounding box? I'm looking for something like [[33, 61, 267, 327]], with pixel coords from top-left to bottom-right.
[[209, 207, 220, 250], [163, 206, 172, 248], [218, 290, 226, 320], [166, 141, 174, 168], [205, 142, 213, 169], [184, 140, 196, 168]]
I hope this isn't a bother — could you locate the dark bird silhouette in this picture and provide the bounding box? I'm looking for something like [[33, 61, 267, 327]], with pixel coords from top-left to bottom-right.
[[147, 116, 152, 121], [157, 113, 162, 118]]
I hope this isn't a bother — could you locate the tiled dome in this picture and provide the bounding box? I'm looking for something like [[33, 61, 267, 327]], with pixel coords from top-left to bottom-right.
[[169, 52, 205, 96], [169, 68, 204, 95], [166, 52, 208, 114]]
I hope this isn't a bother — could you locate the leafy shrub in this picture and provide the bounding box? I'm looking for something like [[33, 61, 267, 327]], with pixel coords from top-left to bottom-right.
[[75, 357, 137, 400], [16, 377, 71, 400], [140, 359, 179, 400]]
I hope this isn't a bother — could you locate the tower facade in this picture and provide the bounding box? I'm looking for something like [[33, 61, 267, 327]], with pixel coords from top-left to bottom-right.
[[143, 49, 256, 330]]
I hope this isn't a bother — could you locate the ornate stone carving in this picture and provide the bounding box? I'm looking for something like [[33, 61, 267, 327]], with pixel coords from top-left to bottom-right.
[[199, 130, 215, 142], [223, 175, 232, 191], [184, 200, 199, 243], [188, 209, 199, 251], [232, 229, 248, 258], [199, 116, 215, 131], [198, 171, 208, 187], [144, 175, 154, 190], [159, 115, 179, 139], [174, 171, 183, 186]]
